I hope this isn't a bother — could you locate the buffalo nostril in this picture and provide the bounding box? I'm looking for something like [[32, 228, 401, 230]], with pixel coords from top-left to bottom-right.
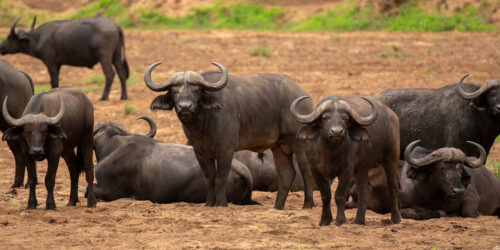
[[496, 104, 500, 111], [30, 147, 44, 154], [329, 127, 344, 137], [452, 188, 465, 195]]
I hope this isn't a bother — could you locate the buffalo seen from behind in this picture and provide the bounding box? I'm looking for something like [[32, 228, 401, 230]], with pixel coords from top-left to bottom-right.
[[290, 95, 401, 226], [144, 62, 315, 209], [93, 116, 254, 204], [2, 87, 96, 209], [0, 16, 129, 100], [0, 59, 34, 188], [379, 74, 500, 158], [348, 140, 500, 219]]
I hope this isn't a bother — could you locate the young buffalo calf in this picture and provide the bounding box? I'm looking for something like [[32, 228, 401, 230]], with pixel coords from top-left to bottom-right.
[[2, 87, 95, 209], [291, 95, 401, 226]]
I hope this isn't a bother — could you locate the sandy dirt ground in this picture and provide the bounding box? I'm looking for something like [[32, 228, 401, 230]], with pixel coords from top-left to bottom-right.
[[0, 28, 500, 249]]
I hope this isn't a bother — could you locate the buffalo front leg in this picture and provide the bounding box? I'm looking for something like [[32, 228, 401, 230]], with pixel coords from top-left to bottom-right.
[[271, 145, 295, 210], [80, 138, 97, 208], [293, 147, 315, 209], [100, 59, 116, 101], [45, 156, 60, 210], [63, 152, 79, 206], [214, 151, 234, 207], [26, 162, 38, 209], [335, 171, 353, 226], [195, 154, 216, 206], [311, 168, 333, 226], [46, 64, 61, 89], [353, 171, 370, 225]]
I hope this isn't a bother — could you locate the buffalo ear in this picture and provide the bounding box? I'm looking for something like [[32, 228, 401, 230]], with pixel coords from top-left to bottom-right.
[[462, 167, 472, 187], [468, 96, 487, 111], [2, 127, 23, 141], [150, 93, 174, 111], [17, 33, 30, 44], [296, 125, 319, 141], [349, 126, 370, 144], [48, 126, 67, 140], [200, 93, 223, 110], [406, 166, 427, 181]]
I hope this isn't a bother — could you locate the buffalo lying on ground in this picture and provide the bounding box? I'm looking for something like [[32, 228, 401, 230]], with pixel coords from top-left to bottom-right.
[[0, 59, 34, 188], [234, 150, 306, 192], [348, 141, 500, 219], [145, 62, 315, 209], [290, 95, 401, 226], [2, 87, 96, 209], [0, 16, 129, 100], [93, 117, 253, 204], [378, 74, 500, 158]]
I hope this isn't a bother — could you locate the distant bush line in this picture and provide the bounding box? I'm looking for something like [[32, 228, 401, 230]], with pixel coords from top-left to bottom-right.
[[1, 0, 497, 32]]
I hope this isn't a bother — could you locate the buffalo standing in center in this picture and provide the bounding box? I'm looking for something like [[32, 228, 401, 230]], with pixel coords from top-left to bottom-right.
[[290, 95, 401, 226], [0, 59, 34, 188], [93, 117, 253, 204], [378, 74, 500, 158], [0, 16, 129, 100], [144, 62, 315, 209], [2, 87, 96, 209]]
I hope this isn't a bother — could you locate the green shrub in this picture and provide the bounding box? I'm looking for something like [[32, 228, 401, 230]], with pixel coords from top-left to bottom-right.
[[250, 45, 270, 57]]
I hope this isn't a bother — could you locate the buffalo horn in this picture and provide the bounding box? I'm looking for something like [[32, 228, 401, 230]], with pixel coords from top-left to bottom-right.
[[464, 141, 486, 168], [2, 97, 24, 127], [144, 62, 185, 92], [290, 96, 333, 124], [10, 17, 21, 36], [456, 73, 500, 99], [41, 96, 64, 125], [185, 62, 228, 91], [29, 15, 37, 31], [137, 116, 157, 138], [339, 96, 378, 126]]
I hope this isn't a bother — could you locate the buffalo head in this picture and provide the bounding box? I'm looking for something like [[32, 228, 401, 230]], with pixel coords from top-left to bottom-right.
[[0, 16, 36, 55], [144, 62, 228, 121], [290, 96, 378, 144], [456, 74, 500, 117], [404, 140, 486, 199], [2, 95, 65, 161]]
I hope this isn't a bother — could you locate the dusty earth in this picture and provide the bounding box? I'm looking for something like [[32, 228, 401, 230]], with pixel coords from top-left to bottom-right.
[[1, 28, 500, 249]]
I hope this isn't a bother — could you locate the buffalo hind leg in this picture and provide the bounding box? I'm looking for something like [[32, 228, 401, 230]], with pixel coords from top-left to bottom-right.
[[7, 140, 26, 188], [45, 156, 60, 210], [195, 154, 216, 206], [271, 145, 295, 210], [311, 168, 333, 226], [63, 152, 79, 206], [382, 161, 401, 224], [46, 64, 61, 89], [353, 171, 370, 225], [291, 146, 315, 209], [113, 48, 128, 100], [100, 59, 116, 101]]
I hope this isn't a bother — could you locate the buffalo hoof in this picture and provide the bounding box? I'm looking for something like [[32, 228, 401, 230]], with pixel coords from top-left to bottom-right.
[[67, 199, 78, 206], [391, 214, 401, 224], [274, 203, 285, 210], [120, 95, 127, 100], [45, 200, 56, 210], [99, 96, 109, 101], [26, 202, 37, 210], [302, 201, 315, 209], [319, 219, 331, 226], [215, 200, 228, 207], [345, 201, 358, 209], [335, 217, 346, 226], [87, 196, 97, 208], [353, 218, 366, 225], [11, 182, 23, 189]]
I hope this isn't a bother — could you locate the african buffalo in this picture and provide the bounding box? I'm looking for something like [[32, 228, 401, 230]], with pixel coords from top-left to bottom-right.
[[290, 95, 401, 226], [2, 87, 96, 209], [0, 59, 34, 188], [378, 74, 500, 158], [0, 16, 129, 100], [93, 117, 253, 204], [348, 141, 499, 219], [144, 62, 315, 209], [233, 150, 306, 192]]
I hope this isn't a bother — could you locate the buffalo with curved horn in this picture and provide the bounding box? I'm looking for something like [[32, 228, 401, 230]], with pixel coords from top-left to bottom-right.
[[348, 140, 500, 219], [378, 74, 500, 158], [145, 62, 316, 209], [0, 16, 129, 100], [0, 59, 34, 188], [290, 95, 401, 226], [2, 87, 96, 210]]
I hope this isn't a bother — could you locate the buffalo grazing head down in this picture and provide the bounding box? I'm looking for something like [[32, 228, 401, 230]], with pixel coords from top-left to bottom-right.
[[144, 62, 228, 121], [0, 16, 36, 55], [290, 96, 378, 143], [404, 140, 486, 199], [2, 96, 66, 161], [456, 74, 500, 117]]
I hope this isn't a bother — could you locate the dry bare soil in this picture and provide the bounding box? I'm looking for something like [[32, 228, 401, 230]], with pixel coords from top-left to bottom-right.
[[1, 29, 500, 249]]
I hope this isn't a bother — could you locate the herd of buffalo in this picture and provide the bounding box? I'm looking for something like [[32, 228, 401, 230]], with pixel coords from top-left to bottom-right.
[[0, 16, 499, 227]]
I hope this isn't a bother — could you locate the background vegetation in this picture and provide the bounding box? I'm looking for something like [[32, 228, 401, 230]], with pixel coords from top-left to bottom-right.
[[0, 0, 497, 32]]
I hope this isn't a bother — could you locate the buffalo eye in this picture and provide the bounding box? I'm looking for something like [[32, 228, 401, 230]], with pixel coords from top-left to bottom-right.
[[23, 130, 32, 135], [322, 115, 330, 121], [342, 114, 349, 121]]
